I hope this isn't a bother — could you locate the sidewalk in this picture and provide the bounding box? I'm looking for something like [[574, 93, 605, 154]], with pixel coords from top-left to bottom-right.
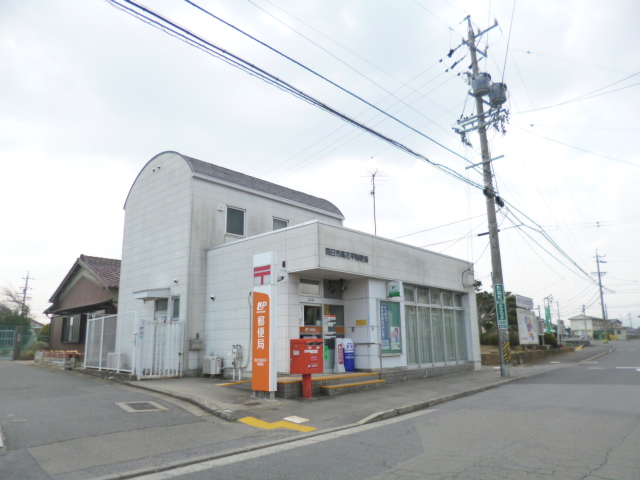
[[114, 343, 614, 430]]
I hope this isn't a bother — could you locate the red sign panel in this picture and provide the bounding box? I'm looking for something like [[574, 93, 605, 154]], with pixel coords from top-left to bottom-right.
[[253, 265, 271, 286], [252, 291, 272, 391]]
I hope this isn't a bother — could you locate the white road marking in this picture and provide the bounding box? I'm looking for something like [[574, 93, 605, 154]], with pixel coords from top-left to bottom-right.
[[283, 416, 309, 424], [588, 367, 606, 370], [132, 409, 439, 479]]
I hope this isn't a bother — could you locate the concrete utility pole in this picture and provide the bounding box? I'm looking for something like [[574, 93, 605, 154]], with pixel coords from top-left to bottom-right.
[[371, 169, 378, 236], [593, 251, 608, 338], [463, 18, 511, 377]]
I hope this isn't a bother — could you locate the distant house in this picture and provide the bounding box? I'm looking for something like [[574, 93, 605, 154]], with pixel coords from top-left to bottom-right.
[[30, 319, 45, 336], [45, 255, 120, 353], [568, 315, 613, 340], [609, 319, 628, 340]]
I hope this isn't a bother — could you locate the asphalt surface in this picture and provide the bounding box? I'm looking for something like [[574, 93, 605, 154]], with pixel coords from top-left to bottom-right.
[[0, 342, 616, 480]]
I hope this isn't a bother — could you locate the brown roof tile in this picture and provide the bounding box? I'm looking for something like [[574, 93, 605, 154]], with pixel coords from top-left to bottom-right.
[[79, 255, 121, 288]]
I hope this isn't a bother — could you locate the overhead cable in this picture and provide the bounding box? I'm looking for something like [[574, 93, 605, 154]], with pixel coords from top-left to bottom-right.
[[107, 0, 484, 190], [183, 0, 476, 167]]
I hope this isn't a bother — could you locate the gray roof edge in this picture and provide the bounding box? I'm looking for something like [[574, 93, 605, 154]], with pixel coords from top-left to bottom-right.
[[183, 155, 344, 218]]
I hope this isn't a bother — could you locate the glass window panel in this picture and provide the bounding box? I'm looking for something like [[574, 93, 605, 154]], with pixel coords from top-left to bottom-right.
[[172, 297, 180, 321], [226, 207, 245, 236], [454, 294, 462, 307], [322, 279, 344, 300], [405, 305, 418, 365], [304, 305, 322, 326], [325, 304, 345, 337], [430, 289, 441, 306], [273, 218, 288, 230], [442, 292, 453, 307], [455, 310, 467, 361], [404, 286, 415, 303], [155, 299, 168, 313], [431, 308, 445, 362], [443, 309, 457, 362], [299, 278, 321, 296], [417, 287, 429, 305], [418, 306, 432, 364]]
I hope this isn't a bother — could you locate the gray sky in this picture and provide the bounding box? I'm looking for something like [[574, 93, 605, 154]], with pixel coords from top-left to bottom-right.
[[2, 0, 639, 327]]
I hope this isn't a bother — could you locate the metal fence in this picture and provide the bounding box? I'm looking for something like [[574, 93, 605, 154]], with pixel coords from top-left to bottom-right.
[[85, 312, 184, 379], [0, 330, 14, 359], [86, 312, 131, 372]]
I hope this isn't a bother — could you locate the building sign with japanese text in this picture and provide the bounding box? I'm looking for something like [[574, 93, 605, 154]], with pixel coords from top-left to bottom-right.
[[325, 248, 369, 263], [252, 291, 274, 392], [495, 284, 508, 330]]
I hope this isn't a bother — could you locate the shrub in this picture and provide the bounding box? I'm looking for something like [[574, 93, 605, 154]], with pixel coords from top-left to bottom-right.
[[480, 333, 499, 346], [543, 332, 558, 346]]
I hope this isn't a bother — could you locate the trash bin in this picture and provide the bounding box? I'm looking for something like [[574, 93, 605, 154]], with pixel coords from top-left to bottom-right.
[[343, 338, 355, 372]]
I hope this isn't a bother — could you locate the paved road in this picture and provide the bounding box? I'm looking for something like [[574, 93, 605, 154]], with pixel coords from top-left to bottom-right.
[[0, 362, 271, 480], [128, 342, 640, 480]]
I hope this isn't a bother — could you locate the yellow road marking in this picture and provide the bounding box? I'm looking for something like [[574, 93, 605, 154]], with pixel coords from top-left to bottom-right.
[[239, 416, 317, 432]]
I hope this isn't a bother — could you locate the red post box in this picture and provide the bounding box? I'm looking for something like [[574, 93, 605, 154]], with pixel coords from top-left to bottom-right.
[[290, 339, 324, 398], [290, 339, 324, 374]]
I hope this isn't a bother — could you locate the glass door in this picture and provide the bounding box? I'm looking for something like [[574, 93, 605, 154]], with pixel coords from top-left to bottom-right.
[[323, 304, 344, 373]]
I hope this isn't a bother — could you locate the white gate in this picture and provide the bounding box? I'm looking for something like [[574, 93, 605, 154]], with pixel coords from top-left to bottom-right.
[[138, 316, 184, 379]]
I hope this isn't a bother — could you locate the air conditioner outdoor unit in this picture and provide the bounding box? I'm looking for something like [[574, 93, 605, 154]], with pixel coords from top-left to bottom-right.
[[106, 352, 126, 370], [203, 356, 222, 375]]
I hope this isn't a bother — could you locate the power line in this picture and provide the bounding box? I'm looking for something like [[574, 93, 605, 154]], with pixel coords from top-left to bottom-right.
[[515, 126, 640, 168], [513, 70, 640, 115], [500, 0, 516, 83], [183, 0, 476, 167], [393, 214, 485, 240], [108, 0, 484, 191]]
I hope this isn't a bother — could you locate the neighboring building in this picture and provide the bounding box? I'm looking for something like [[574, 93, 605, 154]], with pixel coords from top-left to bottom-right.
[[30, 319, 45, 336], [609, 319, 628, 340], [45, 255, 120, 353], [568, 315, 612, 339], [108, 151, 480, 379]]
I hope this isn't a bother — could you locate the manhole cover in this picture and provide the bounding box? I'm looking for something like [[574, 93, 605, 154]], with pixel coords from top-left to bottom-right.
[[243, 402, 261, 406], [115, 401, 170, 413]]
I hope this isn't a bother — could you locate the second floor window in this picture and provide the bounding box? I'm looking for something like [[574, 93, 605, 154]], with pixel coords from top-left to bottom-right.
[[226, 207, 245, 236], [273, 218, 288, 230]]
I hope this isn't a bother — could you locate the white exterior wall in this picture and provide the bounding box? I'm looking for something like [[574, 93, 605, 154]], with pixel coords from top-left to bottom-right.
[[190, 179, 341, 371], [118, 152, 194, 366], [205, 221, 481, 375], [118, 152, 343, 374], [204, 226, 316, 373]]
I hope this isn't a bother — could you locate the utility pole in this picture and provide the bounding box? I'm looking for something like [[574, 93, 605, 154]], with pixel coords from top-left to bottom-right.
[[371, 169, 378, 236], [593, 250, 607, 339], [20, 271, 33, 318], [459, 17, 511, 377]]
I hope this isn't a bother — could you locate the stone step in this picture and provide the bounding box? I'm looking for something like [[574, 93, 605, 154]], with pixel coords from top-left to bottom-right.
[[320, 379, 387, 396]]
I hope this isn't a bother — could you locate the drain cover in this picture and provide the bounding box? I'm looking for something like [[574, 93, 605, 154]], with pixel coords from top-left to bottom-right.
[[115, 401, 170, 413], [243, 402, 261, 406]]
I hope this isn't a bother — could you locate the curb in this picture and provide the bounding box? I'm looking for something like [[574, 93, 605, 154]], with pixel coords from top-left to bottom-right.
[[120, 381, 238, 422], [91, 376, 518, 480], [66, 345, 618, 480], [578, 344, 616, 363], [356, 377, 517, 425]]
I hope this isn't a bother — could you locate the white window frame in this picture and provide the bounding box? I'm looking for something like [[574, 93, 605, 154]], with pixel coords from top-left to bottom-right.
[[226, 206, 246, 237], [272, 217, 289, 230]]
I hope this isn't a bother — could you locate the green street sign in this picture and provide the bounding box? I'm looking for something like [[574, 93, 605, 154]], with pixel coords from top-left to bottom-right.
[[495, 284, 508, 330]]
